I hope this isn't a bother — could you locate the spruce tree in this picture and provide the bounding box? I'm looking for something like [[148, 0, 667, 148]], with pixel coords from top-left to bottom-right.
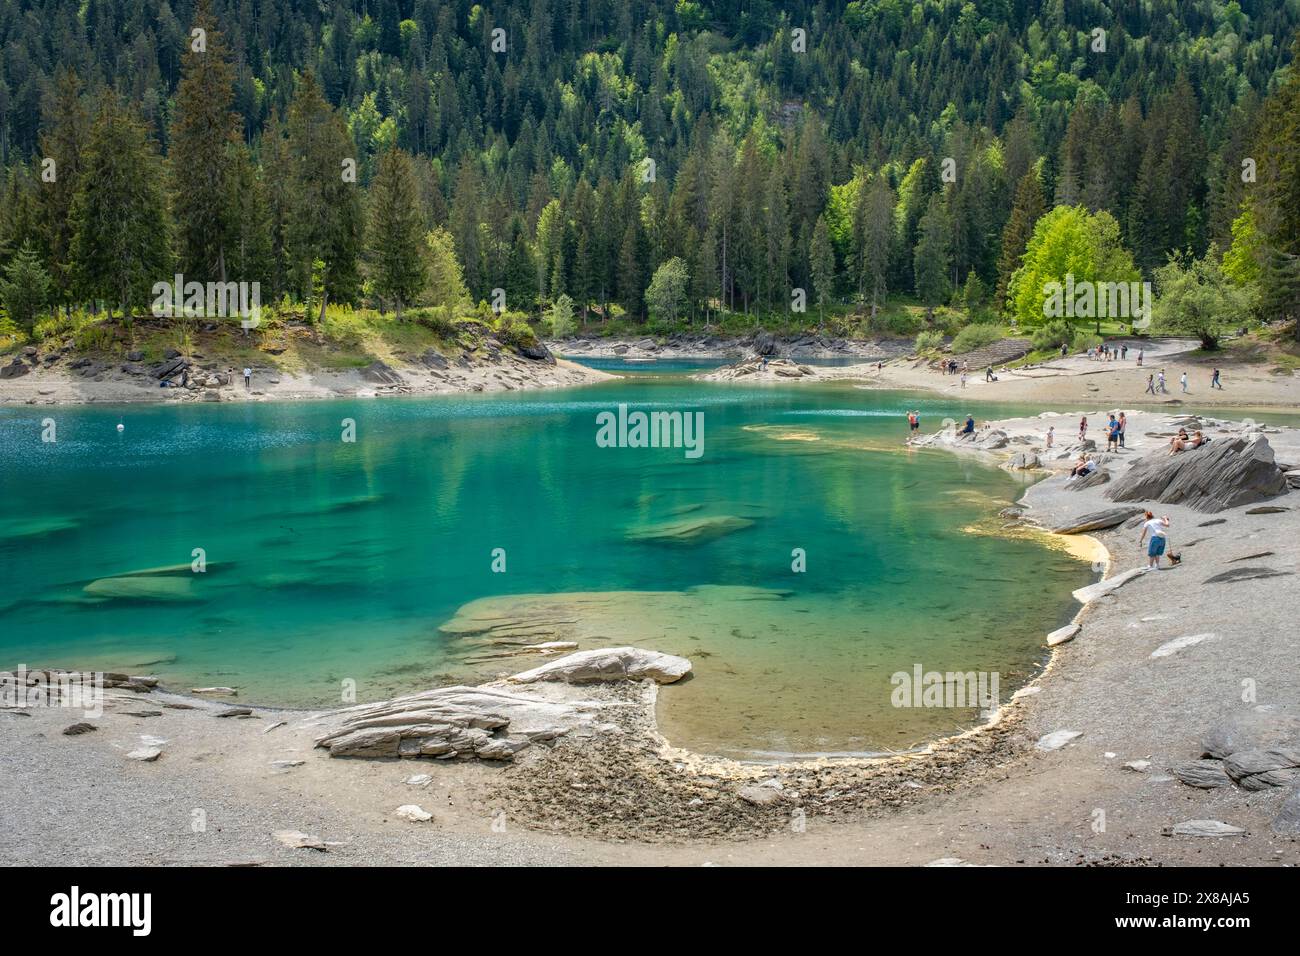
[[367, 147, 427, 319], [68, 94, 171, 323]]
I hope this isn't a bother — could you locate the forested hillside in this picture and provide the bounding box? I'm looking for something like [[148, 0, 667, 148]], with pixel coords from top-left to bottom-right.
[[0, 0, 1298, 342]]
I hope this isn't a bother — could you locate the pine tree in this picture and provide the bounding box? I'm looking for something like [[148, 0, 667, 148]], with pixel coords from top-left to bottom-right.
[[996, 167, 1046, 309], [169, 0, 240, 282], [913, 195, 952, 308], [367, 147, 427, 319], [809, 214, 835, 321], [36, 70, 90, 313], [68, 94, 171, 323], [284, 72, 364, 320], [1253, 31, 1300, 333]]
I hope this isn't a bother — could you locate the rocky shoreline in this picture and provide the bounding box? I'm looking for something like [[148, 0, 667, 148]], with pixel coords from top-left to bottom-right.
[[549, 330, 910, 361], [0, 338, 612, 407]]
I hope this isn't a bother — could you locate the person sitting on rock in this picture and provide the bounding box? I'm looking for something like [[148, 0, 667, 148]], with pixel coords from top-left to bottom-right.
[[960, 415, 975, 436], [1188, 430, 1209, 449], [1168, 428, 1189, 454], [1067, 455, 1096, 480]]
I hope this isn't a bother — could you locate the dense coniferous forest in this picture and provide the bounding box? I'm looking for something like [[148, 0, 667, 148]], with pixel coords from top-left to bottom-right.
[[0, 0, 1298, 341]]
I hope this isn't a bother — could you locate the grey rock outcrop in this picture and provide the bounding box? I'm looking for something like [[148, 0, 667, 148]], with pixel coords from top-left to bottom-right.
[[1051, 507, 1143, 534], [1273, 786, 1300, 835], [1221, 748, 1300, 791], [1068, 467, 1110, 490], [312, 684, 593, 759], [1201, 710, 1300, 759], [1105, 435, 1288, 513], [509, 647, 692, 685], [360, 361, 404, 385], [1173, 760, 1233, 789]]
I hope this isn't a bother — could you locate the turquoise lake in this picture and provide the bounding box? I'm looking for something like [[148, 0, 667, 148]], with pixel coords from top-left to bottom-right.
[[0, 370, 1097, 759]]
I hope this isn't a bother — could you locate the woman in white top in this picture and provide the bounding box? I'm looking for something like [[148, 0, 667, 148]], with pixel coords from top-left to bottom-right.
[[1139, 511, 1170, 569]]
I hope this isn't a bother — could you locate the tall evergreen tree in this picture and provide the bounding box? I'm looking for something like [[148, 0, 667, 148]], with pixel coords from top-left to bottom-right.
[[169, 0, 240, 282], [68, 95, 171, 322], [367, 147, 427, 319]]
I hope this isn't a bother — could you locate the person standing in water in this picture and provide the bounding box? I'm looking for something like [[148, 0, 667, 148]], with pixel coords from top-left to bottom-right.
[[907, 410, 920, 436]]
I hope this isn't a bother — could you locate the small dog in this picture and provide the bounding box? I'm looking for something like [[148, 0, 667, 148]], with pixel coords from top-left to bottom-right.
[[1166, 551, 1182, 565]]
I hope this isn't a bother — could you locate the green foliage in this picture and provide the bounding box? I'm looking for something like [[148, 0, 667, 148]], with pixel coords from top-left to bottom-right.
[[547, 293, 576, 338], [1030, 319, 1074, 352], [1006, 206, 1141, 331], [914, 330, 944, 353], [1154, 249, 1251, 350], [367, 147, 427, 317], [68, 95, 171, 320], [494, 311, 540, 352], [950, 323, 1004, 354], [2, 3, 1298, 339], [645, 257, 689, 322], [0, 243, 51, 332]]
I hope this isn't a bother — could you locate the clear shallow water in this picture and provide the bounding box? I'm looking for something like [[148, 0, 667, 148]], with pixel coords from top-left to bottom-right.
[[0, 377, 1094, 758]]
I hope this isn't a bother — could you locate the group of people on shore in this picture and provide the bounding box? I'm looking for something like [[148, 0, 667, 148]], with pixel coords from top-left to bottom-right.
[[1144, 368, 1223, 396]]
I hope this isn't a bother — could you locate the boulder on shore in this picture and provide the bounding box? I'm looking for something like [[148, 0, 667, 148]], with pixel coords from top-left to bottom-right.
[[1105, 435, 1288, 513], [509, 646, 692, 685]]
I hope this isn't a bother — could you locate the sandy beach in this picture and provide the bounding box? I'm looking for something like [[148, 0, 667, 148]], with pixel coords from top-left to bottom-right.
[[4, 398, 1298, 866], [701, 337, 1300, 411]]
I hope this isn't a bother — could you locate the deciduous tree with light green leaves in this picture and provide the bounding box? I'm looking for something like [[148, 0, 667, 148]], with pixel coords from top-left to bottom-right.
[[1006, 205, 1141, 334], [1154, 248, 1250, 350], [645, 256, 689, 323], [547, 293, 576, 338]]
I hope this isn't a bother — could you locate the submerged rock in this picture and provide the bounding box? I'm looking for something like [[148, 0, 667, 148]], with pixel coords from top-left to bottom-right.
[[1105, 435, 1289, 513], [624, 514, 754, 544]]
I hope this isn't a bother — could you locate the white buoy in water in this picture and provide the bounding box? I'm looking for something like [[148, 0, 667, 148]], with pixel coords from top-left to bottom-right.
[[116, 423, 125, 432]]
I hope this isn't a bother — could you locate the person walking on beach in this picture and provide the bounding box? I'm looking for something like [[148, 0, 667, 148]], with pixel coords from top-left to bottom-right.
[[985, 364, 994, 382], [1157, 370, 1167, 393], [1145, 373, 1156, 395], [1180, 371, 1188, 393], [243, 366, 252, 389], [1121, 344, 1128, 360], [1212, 368, 1223, 390], [1046, 426, 1055, 449], [1079, 416, 1088, 441], [960, 372, 967, 388], [1139, 512, 1171, 570], [1136, 349, 1144, 367]]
